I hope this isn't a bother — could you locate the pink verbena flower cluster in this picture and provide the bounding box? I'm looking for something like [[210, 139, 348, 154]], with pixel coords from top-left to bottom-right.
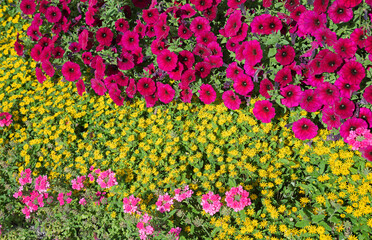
[[19, 169, 32, 186], [0, 112, 12, 127], [71, 175, 86, 190], [57, 191, 72, 206], [201, 191, 222, 216], [155, 193, 174, 213], [123, 195, 141, 214], [34, 175, 50, 193], [225, 185, 251, 212], [167, 227, 182, 240], [174, 185, 194, 202], [346, 127, 372, 150], [137, 213, 154, 240], [96, 169, 118, 189]]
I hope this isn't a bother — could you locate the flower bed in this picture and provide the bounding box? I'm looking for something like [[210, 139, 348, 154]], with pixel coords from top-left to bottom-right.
[[1, 0, 372, 239]]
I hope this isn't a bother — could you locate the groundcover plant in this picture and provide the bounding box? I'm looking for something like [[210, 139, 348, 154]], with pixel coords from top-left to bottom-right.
[[0, 0, 372, 239]]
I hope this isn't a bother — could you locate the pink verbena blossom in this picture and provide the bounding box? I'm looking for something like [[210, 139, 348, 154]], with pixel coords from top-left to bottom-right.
[[79, 198, 87, 206], [346, 127, 372, 150], [19, 169, 32, 186], [96, 169, 118, 189], [123, 195, 141, 214], [71, 175, 86, 190], [156, 193, 174, 213], [201, 191, 222, 216], [34, 175, 50, 193], [225, 185, 251, 212], [168, 227, 182, 240], [0, 112, 12, 127], [174, 185, 193, 202], [137, 213, 154, 240]]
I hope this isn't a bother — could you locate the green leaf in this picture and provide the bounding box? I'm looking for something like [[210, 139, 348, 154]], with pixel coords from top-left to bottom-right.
[[318, 221, 332, 232], [312, 214, 325, 223], [268, 48, 277, 58], [295, 220, 309, 228]]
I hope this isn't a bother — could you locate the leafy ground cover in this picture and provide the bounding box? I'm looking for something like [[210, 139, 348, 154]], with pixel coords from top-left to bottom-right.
[[1, 0, 372, 239]]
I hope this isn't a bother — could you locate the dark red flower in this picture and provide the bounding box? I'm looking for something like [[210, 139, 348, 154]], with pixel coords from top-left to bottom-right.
[[334, 77, 360, 99], [364, 86, 372, 104], [335, 97, 355, 119], [145, 93, 158, 108], [334, 38, 357, 59], [20, 0, 36, 15], [82, 52, 92, 65], [263, 15, 283, 34], [198, 84, 216, 104], [196, 31, 217, 46], [35, 67, 46, 84], [313, 27, 337, 47], [253, 100, 276, 123], [276, 45, 295, 66], [178, 50, 195, 69], [317, 82, 340, 106], [157, 49, 178, 72], [131, 0, 151, 9], [192, 0, 213, 11], [203, 5, 217, 21], [285, 0, 300, 12], [180, 88, 193, 103], [62, 61, 81, 82], [195, 62, 212, 79], [226, 62, 244, 81], [251, 14, 270, 35], [290, 5, 306, 22], [137, 78, 156, 97], [234, 74, 254, 97], [190, 17, 211, 36], [224, 10, 242, 37], [45, 6, 61, 23], [339, 117, 368, 139], [292, 118, 318, 140], [76, 79, 86, 96], [69, 42, 81, 53], [320, 52, 342, 73], [321, 106, 341, 130], [178, 24, 193, 40], [328, 1, 353, 24], [259, 78, 274, 99], [126, 78, 137, 98], [359, 108, 372, 127], [338, 61, 365, 84], [360, 146, 372, 162], [115, 19, 129, 33], [243, 40, 263, 66], [96, 27, 113, 47], [281, 84, 302, 108], [338, 0, 362, 8], [143, 8, 159, 24], [91, 78, 107, 96], [157, 82, 175, 104], [300, 89, 323, 113], [313, 0, 329, 14], [227, 0, 246, 9], [275, 67, 293, 87], [350, 28, 366, 48], [121, 31, 139, 51]]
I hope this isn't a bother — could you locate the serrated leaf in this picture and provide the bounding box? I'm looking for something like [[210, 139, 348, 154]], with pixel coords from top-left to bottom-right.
[[312, 214, 325, 223], [295, 220, 309, 228]]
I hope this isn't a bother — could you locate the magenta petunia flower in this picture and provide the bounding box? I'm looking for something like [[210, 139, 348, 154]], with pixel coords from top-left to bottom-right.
[[250, 14, 270, 35], [126, 78, 137, 98], [109, 86, 125, 106], [350, 28, 366, 48], [91, 78, 107, 96], [228, 0, 246, 8], [290, 5, 306, 22], [157, 49, 178, 72], [196, 31, 217, 46], [203, 5, 217, 21], [178, 24, 193, 39], [181, 69, 196, 86], [328, 1, 353, 24], [335, 97, 355, 119], [42, 60, 54, 77], [192, 0, 213, 11], [137, 78, 156, 97], [322, 106, 342, 130], [276, 45, 295, 66], [316, 82, 340, 106], [115, 18, 129, 32], [253, 100, 276, 123], [284, 0, 300, 12], [142, 8, 159, 24], [364, 86, 372, 104], [338, 0, 362, 8], [313, 0, 329, 13], [292, 118, 318, 140], [157, 82, 175, 104], [190, 17, 211, 36], [62, 62, 81, 82], [359, 108, 372, 128], [145, 92, 158, 108], [298, 10, 327, 36], [321, 51, 342, 73], [198, 84, 216, 104], [234, 74, 254, 96], [300, 89, 323, 113], [360, 146, 372, 162], [313, 28, 337, 47], [263, 15, 283, 34], [178, 50, 195, 69], [275, 67, 293, 87], [280, 84, 302, 108], [339, 117, 368, 139], [45, 6, 61, 23], [20, 0, 36, 15], [117, 51, 135, 70], [339, 61, 365, 85], [244, 40, 263, 66], [334, 38, 357, 59], [259, 78, 274, 99], [53, 46, 64, 59], [180, 88, 193, 103], [76, 79, 86, 96], [96, 27, 113, 47], [224, 10, 242, 37], [121, 31, 139, 50], [35, 67, 46, 84], [195, 62, 212, 79], [0, 112, 12, 127], [226, 62, 244, 81], [222, 90, 241, 110]]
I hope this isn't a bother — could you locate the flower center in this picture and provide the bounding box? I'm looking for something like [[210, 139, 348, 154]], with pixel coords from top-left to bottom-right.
[[340, 46, 346, 52], [200, 67, 204, 72], [263, 106, 269, 112], [148, 12, 153, 17], [52, 12, 56, 17], [307, 96, 313, 101], [102, 33, 106, 38], [351, 69, 357, 75], [282, 51, 287, 57], [258, 24, 263, 30], [166, 56, 171, 61], [26, 4, 31, 9], [234, 195, 241, 201], [315, 19, 320, 26], [119, 23, 123, 28], [69, 68, 74, 73], [326, 89, 333, 95], [144, 83, 149, 88], [302, 124, 308, 130], [242, 81, 247, 86], [337, 8, 344, 14], [331, 115, 336, 121], [287, 91, 293, 97], [340, 104, 346, 109], [328, 61, 335, 67], [183, 29, 187, 34], [197, 24, 202, 30], [234, 69, 239, 74], [350, 126, 356, 131], [269, 23, 275, 29]]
